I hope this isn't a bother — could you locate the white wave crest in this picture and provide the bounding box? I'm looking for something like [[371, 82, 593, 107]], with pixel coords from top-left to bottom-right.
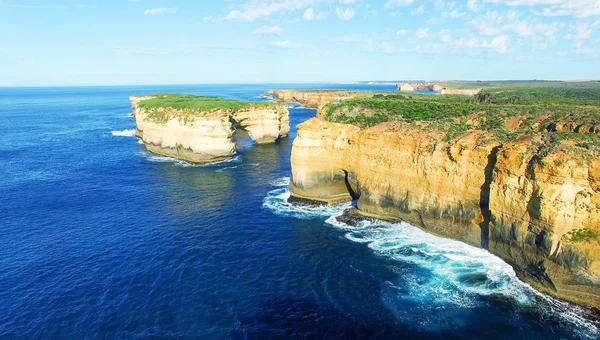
[[326, 214, 599, 333], [331, 217, 534, 304], [262, 182, 351, 220], [216, 165, 240, 172], [141, 152, 241, 168], [270, 177, 290, 187], [112, 129, 136, 137], [262, 181, 599, 334]]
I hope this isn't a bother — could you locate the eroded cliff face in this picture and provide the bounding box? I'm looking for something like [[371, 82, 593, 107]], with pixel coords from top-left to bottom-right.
[[290, 117, 600, 309], [396, 83, 481, 95], [130, 96, 289, 163], [265, 90, 359, 108]]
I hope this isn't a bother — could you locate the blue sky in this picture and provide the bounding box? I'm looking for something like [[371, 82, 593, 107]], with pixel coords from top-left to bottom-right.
[[1, 0, 599, 86]]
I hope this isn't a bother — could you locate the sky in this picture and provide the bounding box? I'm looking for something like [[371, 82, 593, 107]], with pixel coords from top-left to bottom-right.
[[1, 0, 599, 86]]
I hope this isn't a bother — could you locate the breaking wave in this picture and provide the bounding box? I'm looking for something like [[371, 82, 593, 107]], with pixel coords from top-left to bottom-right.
[[111, 129, 136, 137], [262, 177, 599, 336], [141, 152, 242, 168], [262, 177, 351, 219]]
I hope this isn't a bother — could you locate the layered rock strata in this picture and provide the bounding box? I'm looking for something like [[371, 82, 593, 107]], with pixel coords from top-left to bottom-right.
[[397, 82, 481, 95], [264, 90, 360, 108], [130, 96, 289, 163], [290, 117, 600, 310]]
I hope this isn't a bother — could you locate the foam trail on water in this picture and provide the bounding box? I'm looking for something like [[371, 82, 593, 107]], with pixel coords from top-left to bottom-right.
[[262, 178, 351, 219], [263, 179, 599, 335], [329, 216, 599, 334], [141, 152, 241, 168], [112, 129, 136, 137], [216, 165, 240, 172], [270, 177, 290, 187], [330, 216, 535, 304]]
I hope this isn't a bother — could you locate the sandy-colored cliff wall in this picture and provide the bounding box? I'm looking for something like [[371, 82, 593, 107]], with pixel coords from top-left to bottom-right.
[[397, 83, 481, 95], [130, 96, 289, 163], [290, 117, 600, 309], [265, 90, 359, 108]]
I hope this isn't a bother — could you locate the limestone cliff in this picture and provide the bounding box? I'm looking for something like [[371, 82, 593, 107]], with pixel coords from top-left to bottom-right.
[[397, 82, 482, 95], [290, 117, 600, 310], [264, 90, 360, 108], [130, 95, 289, 163]]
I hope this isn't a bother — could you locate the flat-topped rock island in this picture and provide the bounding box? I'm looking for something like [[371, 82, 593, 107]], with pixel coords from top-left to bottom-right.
[[130, 94, 289, 163]]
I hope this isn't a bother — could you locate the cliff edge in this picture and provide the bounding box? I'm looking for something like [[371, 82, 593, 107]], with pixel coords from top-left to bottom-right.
[[289, 87, 600, 310], [131, 94, 289, 163], [264, 90, 362, 108]]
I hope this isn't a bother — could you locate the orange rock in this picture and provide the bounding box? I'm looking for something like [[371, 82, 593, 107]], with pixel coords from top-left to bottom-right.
[[290, 117, 600, 310]]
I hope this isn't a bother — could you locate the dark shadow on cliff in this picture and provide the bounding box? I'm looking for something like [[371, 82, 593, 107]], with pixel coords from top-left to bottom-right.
[[480, 146, 501, 250], [343, 170, 360, 200]]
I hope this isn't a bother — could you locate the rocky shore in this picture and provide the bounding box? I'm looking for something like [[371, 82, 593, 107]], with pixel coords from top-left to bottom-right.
[[287, 87, 600, 310]]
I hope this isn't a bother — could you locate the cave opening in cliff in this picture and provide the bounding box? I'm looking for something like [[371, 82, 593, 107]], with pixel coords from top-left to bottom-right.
[[229, 117, 254, 151]]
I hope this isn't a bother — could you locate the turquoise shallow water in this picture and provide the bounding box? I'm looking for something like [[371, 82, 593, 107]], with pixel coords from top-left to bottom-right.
[[0, 84, 598, 339]]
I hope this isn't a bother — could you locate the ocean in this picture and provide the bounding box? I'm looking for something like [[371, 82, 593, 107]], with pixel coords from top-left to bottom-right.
[[0, 84, 598, 339]]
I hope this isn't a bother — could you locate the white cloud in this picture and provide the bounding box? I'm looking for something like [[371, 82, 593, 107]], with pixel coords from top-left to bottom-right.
[[269, 40, 303, 48], [381, 42, 395, 54], [385, 0, 415, 9], [415, 28, 430, 39], [484, 0, 600, 18], [452, 34, 509, 53], [411, 5, 425, 15], [565, 24, 593, 40], [471, 10, 561, 40], [252, 25, 283, 36], [202, 16, 213, 22], [226, 0, 313, 21], [467, 0, 482, 12], [336, 7, 355, 20], [483, 35, 510, 52], [396, 29, 409, 37], [303, 7, 315, 20], [446, 9, 468, 19], [303, 7, 326, 20], [455, 36, 481, 48], [225, 0, 354, 22], [438, 29, 452, 42], [144, 8, 177, 15]]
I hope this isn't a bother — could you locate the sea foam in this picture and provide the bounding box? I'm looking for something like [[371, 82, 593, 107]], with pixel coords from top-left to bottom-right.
[[262, 177, 600, 335], [111, 129, 136, 137], [141, 152, 242, 168]]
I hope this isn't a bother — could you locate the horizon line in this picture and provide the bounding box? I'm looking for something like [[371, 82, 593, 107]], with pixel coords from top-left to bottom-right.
[[1, 79, 599, 89]]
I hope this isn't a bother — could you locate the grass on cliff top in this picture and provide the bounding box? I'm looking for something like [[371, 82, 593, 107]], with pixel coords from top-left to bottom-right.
[[322, 86, 600, 146], [139, 93, 278, 111], [137, 93, 279, 124]]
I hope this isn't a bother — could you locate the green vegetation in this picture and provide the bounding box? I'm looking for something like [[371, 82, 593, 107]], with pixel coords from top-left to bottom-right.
[[138, 93, 279, 124], [322, 83, 600, 148], [567, 228, 599, 243]]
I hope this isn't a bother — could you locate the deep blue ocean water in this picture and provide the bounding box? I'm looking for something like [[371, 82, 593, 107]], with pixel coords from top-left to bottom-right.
[[0, 84, 598, 339]]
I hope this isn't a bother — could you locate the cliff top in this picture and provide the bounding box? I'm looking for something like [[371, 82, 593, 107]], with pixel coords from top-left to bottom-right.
[[136, 93, 279, 112], [321, 85, 600, 154], [132, 93, 283, 123]]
